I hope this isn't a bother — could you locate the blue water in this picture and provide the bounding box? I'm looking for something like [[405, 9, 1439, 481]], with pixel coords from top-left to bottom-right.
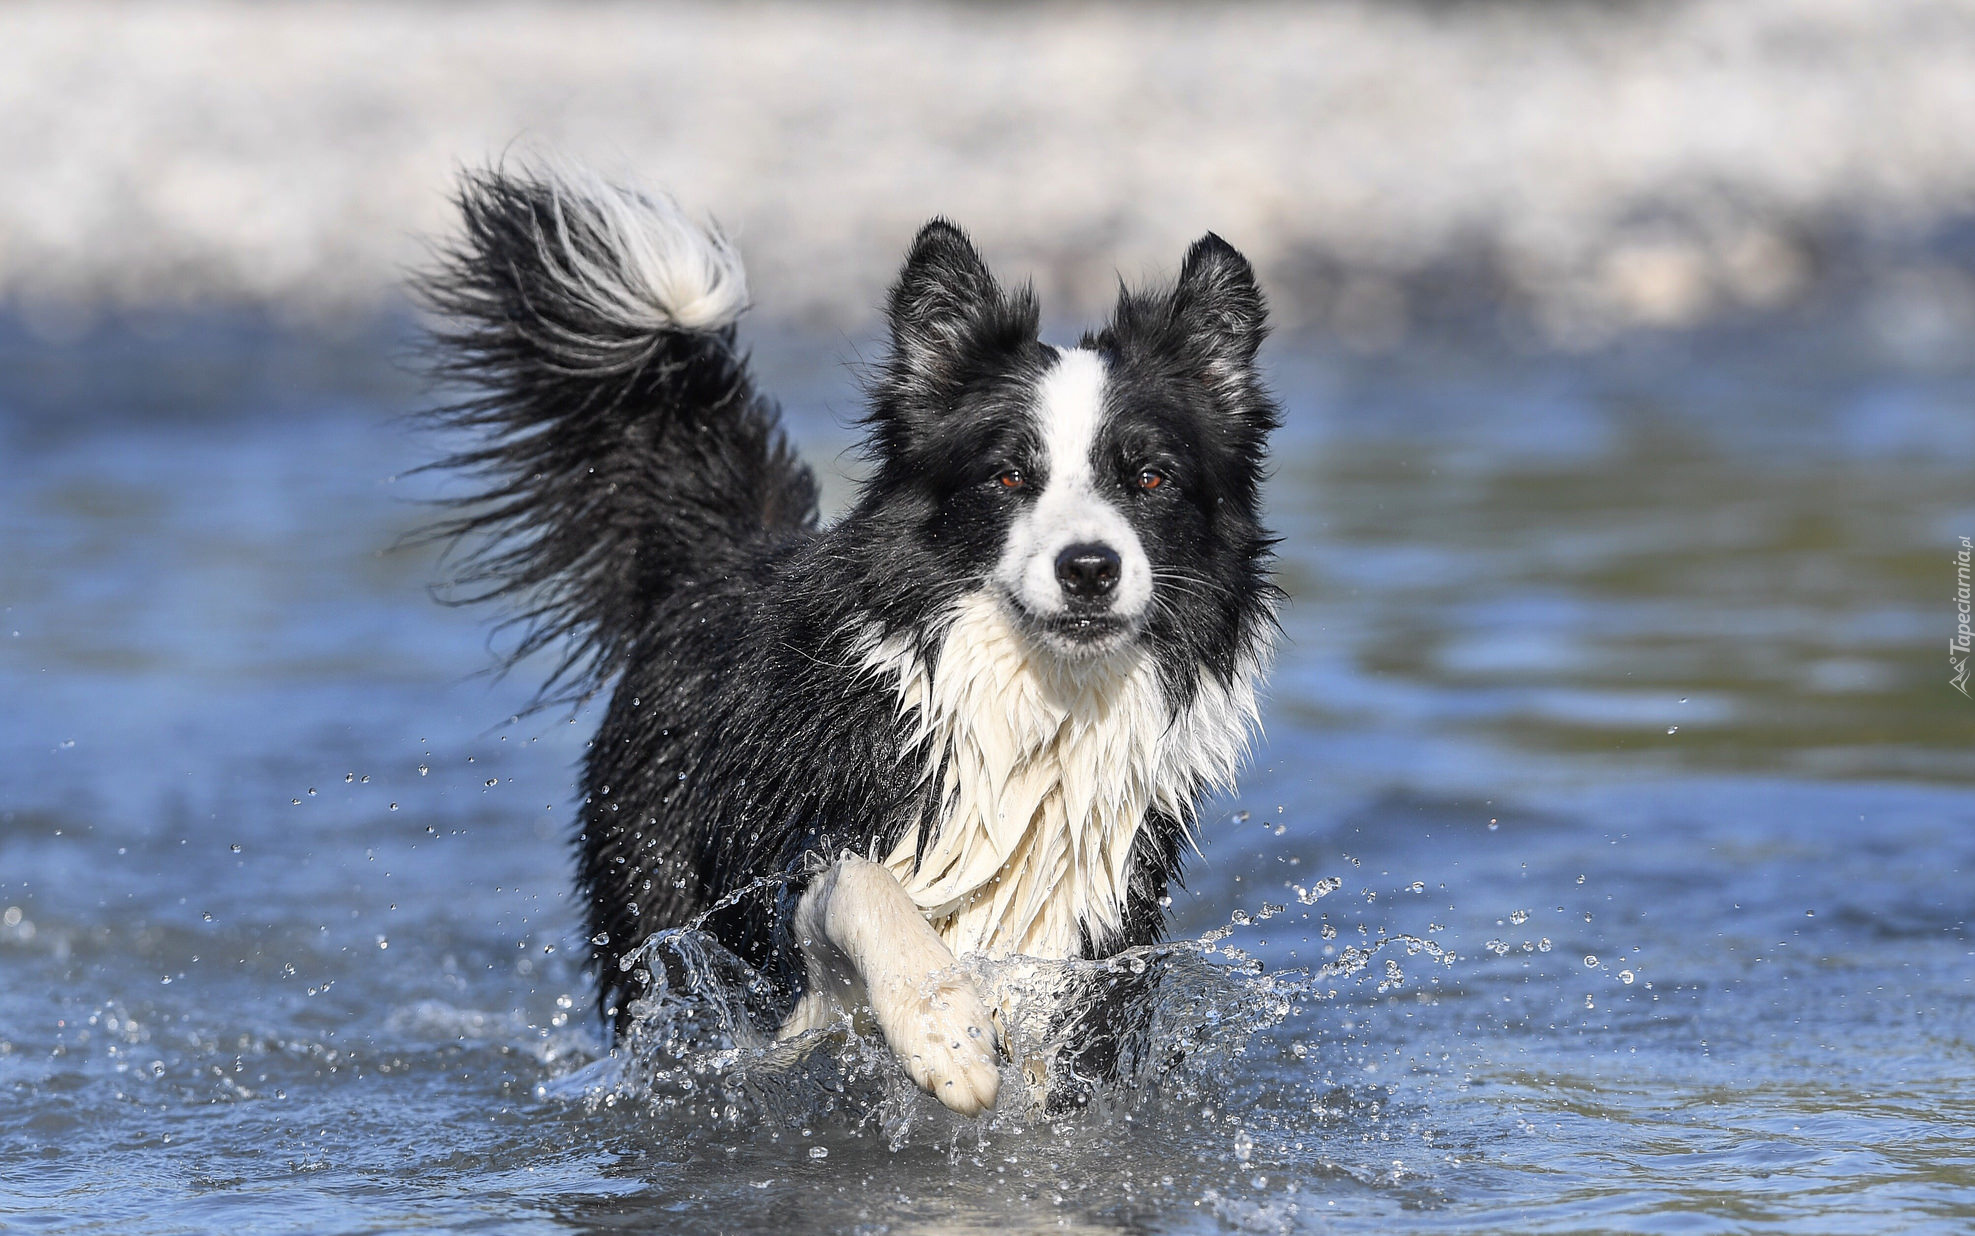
[[1, 314, 1971, 1233]]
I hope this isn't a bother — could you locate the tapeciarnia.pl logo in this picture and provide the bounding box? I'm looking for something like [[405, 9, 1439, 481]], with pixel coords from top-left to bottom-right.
[[1954, 536, 1972, 697]]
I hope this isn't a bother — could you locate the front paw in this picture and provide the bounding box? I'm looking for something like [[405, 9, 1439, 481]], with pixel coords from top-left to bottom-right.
[[875, 972, 1000, 1116], [776, 988, 835, 1041]]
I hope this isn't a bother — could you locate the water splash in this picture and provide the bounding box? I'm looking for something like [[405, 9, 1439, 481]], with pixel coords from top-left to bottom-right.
[[538, 888, 1454, 1150]]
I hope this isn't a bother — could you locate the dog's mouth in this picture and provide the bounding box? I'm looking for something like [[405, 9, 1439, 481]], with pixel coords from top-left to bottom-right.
[[1045, 612, 1126, 638], [1010, 603, 1140, 657]]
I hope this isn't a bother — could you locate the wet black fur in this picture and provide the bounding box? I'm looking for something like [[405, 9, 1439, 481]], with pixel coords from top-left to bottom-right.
[[418, 169, 1281, 1039]]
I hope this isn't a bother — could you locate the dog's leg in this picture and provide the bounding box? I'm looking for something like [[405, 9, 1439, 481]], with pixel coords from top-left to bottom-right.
[[780, 856, 1000, 1115]]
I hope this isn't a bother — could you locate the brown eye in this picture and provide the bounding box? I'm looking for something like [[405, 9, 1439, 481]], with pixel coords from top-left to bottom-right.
[[997, 468, 1027, 490], [1137, 468, 1167, 491]]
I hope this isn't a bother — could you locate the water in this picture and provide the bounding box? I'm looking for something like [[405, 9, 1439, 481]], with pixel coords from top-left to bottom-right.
[[2, 313, 1971, 1232]]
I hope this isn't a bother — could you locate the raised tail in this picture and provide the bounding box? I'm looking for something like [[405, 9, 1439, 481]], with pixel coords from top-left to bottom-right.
[[417, 165, 818, 704]]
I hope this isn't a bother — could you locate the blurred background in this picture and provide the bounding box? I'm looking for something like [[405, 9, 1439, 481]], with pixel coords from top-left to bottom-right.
[[3, 3, 1973, 1233], [7, 0, 1975, 346]]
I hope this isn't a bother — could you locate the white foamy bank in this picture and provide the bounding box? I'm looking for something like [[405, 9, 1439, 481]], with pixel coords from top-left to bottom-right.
[[3, 0, 1974, 344]]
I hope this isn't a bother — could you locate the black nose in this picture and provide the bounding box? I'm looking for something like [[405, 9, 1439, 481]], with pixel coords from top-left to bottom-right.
[[1054, 543, 1121, 600]]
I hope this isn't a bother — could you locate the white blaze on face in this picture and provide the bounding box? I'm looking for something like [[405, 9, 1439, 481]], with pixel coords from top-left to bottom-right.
[[993, 347, 1152, 624]]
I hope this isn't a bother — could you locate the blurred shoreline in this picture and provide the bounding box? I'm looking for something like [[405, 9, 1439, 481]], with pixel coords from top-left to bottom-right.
[[3, 0, 1974, 350]]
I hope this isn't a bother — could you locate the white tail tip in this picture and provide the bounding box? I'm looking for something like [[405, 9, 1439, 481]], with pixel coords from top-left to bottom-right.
[[536, 163, 749, 335]]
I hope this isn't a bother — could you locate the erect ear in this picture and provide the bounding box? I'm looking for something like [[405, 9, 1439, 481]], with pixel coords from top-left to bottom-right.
[[879, 220, 1038, 409], [1170, 233, 1267, 392], [890, 220, 998, 346]]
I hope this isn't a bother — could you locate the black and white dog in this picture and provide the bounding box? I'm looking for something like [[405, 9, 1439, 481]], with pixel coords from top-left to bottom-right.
[[421, 166, 1279, 1115]]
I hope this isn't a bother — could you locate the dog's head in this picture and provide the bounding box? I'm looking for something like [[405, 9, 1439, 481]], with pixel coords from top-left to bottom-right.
[[859, 221, 1279, 672]]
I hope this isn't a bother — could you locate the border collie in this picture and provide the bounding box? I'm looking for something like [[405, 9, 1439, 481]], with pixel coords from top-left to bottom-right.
[[420, 166, 1279, 1115]]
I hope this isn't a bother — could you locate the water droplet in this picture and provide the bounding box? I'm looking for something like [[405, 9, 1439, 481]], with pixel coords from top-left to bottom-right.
[[1537, 937, 1552, 952], [1583, 954, 1599, 967], [388, 803, 399, 811], [484, 779, 498, 788], [1619, 969, 1636, 984], [808, 1145, 828, 1160], [1487, 818, 1499, 831], [1295, 877, 1343, 905], [592, 932, 610, 946], [230, 844, 242, 853], [1666, 726, 1678, 735], [1509, 909, 1529, 925], [345, 773, 355, 783], [417, 764, 429, 776]]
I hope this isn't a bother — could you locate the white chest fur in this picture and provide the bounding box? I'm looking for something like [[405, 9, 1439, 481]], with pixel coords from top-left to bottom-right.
[[856, 592, 1261, 960]]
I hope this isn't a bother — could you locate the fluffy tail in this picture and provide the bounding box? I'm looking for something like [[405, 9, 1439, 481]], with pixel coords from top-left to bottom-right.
[[417, 165, 818, 704]]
